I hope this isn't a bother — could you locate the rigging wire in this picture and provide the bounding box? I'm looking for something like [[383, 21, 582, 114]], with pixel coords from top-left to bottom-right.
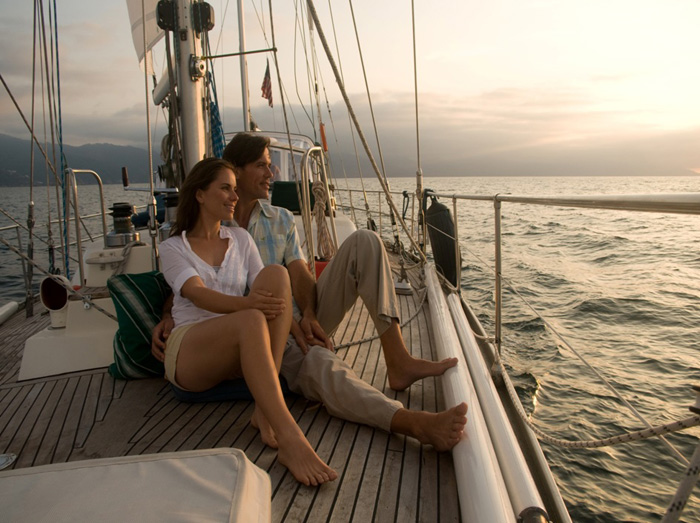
[[305, 0, 426, 263], [27, 0, 40, 316], [326, 0, 373, 229], [314, 0, 356, 224], [348, 0, 402, 250], [47, 0, 68, 274], [38, 20, 55, 275], [454, 230, 690, 465], [302, 24, 339, 208], [501, 278, 690, 465], [140, 0, 159, 271], [268, 0, 315, 265], [50, 0, 68, 275], [410, 0, 425, 252], [249, 0, 302, 133], [291, 0, 316, 134]]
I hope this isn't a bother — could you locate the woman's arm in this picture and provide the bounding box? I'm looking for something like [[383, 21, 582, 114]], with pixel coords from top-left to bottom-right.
[[181, 275, 285, 319]]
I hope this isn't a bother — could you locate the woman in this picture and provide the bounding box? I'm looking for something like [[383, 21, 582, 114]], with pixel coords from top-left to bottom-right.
[[159, 157, 336, 486]]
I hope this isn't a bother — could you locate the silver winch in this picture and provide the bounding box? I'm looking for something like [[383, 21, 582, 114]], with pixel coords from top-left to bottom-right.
[[104, 202, 140, 248]]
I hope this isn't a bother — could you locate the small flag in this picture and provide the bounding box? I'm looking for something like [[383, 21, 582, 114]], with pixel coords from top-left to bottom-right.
[[261, 59, 273, 107]]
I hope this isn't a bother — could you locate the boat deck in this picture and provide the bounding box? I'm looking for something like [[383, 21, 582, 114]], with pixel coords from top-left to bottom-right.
[[0, 261, 461, 521]]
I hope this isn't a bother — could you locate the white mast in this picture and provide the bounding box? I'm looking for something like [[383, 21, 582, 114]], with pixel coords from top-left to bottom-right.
[[237, 0, 251, 131], [176, 0, 207, 171]]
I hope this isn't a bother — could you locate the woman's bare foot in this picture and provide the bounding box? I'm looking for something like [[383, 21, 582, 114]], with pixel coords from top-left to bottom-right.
[[386, 355, 458, 391], [276, 431, 338, 486], [391, 403, 468, 451], [251, 407, 278, 449]]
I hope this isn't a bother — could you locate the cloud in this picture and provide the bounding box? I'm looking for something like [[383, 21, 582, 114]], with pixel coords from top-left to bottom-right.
[[271, 87, 700, 178]]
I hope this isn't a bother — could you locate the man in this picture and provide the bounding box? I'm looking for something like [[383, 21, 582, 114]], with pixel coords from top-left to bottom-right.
[[153, 132, 467, 451]]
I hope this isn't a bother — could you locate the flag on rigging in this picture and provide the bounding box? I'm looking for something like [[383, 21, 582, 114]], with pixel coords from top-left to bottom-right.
[[261, 59, 273, 107]]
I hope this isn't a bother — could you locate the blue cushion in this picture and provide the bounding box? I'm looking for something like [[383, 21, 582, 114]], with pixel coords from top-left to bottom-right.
[[171, 376, 293, 403]]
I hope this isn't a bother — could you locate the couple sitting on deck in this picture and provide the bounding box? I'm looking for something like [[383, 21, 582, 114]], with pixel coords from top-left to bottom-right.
[[153, 133, 468, 486]]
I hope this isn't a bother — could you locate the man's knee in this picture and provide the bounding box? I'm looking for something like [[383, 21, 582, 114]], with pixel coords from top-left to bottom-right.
[[350, 229, 383, 250], [302, 345, 341, 369]]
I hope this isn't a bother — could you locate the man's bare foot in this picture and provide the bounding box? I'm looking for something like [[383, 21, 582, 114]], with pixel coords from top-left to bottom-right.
[[251, 407, 278, 449], [386, 355, 458, 391], [391, 403, 468, 451], [276, 432, 338, 486]]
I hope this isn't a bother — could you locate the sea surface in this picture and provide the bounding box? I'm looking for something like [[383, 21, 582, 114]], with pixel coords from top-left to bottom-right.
[[1, 176, 699, 522]]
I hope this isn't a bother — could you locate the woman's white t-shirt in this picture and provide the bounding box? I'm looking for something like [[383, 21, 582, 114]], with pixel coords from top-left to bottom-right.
[[159, 226, 264, 328]]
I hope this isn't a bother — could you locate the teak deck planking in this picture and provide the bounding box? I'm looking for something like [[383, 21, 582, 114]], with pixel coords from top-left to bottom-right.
[[0, 258, 460, 522]]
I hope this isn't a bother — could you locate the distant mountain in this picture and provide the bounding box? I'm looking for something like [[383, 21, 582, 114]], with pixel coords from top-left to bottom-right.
[[0, 134, 158, 187]]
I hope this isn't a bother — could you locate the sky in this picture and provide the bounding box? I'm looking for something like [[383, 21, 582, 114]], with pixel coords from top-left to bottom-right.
[[2, 0, 700, 177]]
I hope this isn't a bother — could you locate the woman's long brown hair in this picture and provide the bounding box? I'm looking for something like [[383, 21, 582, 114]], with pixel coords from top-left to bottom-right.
[[170, 158, 235, 237]]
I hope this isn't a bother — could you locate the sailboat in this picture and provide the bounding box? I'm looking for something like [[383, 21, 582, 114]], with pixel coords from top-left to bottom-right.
[[0, 1, 699, 521]]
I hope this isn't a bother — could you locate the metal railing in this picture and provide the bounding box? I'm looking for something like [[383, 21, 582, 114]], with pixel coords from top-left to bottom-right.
[[0, 169, 118, 307], [426, 191, 700, 355]]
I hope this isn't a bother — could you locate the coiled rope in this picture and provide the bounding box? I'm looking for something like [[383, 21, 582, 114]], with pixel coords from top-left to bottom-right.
[[312, 180, 335, 260]]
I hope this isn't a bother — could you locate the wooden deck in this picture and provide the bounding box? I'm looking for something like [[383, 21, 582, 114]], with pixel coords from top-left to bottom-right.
[[0, 262, 460, 521]]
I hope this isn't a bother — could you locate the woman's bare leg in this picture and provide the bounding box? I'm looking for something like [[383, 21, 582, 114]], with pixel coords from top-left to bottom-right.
[[249, 265, 293, 447], [175, 311, 336, 486]]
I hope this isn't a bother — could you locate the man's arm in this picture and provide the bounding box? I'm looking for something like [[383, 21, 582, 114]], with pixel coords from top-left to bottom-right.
[[287, 259, 333, 352]]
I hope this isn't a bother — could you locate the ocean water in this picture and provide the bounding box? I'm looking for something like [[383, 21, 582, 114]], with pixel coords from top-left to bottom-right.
[[1, 176, 699, 521], [0, 183, 154, 304], [336, 175, 700, 523]]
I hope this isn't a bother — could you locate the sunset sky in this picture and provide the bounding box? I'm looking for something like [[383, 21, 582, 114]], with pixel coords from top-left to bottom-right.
[[2, 0, 700, 177]]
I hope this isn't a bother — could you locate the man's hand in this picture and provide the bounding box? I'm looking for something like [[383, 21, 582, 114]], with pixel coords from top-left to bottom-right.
[[151, 315, 174, 363], [290, 318, 332, 354], [290, 312, 333, 355]]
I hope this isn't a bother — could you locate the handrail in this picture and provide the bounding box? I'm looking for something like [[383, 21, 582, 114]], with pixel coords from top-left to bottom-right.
[[66, 168, 109, 286], [425, 189, 698, 468], [427, 191, 700, 215], [70, 169, 108, 238]]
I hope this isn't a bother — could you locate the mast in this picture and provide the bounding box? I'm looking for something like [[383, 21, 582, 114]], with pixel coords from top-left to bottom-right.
[[237, 0, 251, 131], [175, 0, 207, 171]]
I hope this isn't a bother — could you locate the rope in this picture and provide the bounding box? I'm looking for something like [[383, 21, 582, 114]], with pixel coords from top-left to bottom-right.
[[661, 439, 700, 523], [334, 286, 428, 351], [112, 242, 147, 276], [456, 234, 689, 463], [497, 355, 700, 449], [0, 236, 118, 322], [500, 276, 689, 465], [312, 180, 335, 260]]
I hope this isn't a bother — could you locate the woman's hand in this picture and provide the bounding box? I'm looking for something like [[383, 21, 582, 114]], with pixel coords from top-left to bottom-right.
[[151, 315, 174, 363], [245, 289, 286, 320]]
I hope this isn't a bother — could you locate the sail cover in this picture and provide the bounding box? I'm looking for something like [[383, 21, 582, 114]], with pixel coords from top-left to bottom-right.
[[126, 0, 164, 70]]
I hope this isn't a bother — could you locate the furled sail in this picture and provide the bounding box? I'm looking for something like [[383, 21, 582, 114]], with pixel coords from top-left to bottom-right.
[[126, 0, 164, 71]]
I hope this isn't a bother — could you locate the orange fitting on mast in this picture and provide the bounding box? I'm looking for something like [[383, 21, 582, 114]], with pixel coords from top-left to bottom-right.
[[320, 123, 328, 152]]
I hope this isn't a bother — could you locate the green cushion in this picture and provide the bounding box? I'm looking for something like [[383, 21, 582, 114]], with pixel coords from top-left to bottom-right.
[[107, 271, 171, 379]]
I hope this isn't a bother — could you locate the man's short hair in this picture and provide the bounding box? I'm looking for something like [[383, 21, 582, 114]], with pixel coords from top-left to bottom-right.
[[223, 133, 271, 168]]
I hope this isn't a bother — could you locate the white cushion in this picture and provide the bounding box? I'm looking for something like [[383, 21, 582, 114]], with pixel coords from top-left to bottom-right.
[[0, 448, 270, 522]]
